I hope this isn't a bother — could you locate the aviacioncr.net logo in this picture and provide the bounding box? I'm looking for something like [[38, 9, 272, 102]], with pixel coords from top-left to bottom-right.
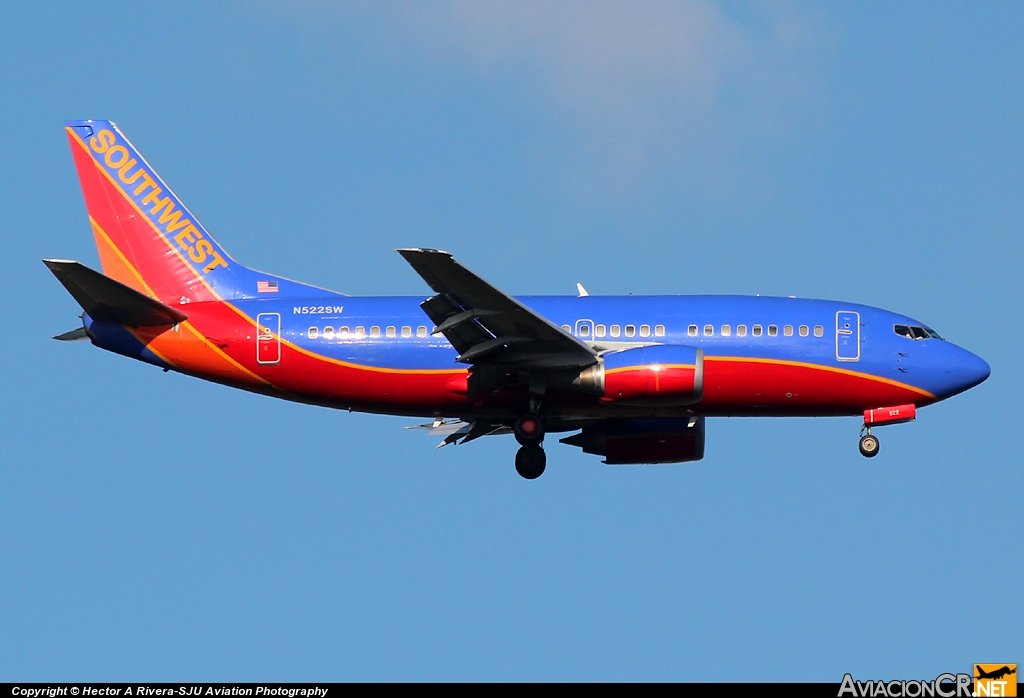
[[839, 673, 973, 698]]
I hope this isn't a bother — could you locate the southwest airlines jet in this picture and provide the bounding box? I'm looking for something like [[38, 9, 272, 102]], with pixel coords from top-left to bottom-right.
[[46, 120, 991, 479]]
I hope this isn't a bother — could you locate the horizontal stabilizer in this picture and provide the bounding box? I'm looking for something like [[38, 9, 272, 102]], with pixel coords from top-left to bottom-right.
[[43, 259, 189, 327], [53, 327, 89, 341]]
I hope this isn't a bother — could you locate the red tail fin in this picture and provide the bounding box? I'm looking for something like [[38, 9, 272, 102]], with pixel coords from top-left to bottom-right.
[[65, 120, 243, 303]]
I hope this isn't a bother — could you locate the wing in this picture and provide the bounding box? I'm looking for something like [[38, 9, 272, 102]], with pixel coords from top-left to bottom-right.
[[398, 249, 597, 372]]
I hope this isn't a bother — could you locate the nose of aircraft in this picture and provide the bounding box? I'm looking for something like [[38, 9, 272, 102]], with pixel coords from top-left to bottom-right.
[[947, 345, 991, 395]]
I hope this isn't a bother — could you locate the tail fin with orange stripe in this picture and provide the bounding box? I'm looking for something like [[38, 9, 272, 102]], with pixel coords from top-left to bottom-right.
[[66, 119, 247, 304]]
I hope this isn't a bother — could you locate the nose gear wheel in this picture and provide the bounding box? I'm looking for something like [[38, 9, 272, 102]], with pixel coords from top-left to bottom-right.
[[859, 432, 879, 458]]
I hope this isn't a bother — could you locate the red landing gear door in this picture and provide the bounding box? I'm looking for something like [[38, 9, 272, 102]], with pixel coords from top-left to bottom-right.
[[256, 312, 281, 365], [864, 404, 916, 426]]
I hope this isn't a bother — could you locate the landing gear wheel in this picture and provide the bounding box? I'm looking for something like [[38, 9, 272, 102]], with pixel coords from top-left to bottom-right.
[[515, 445, 547, 479], [514, 414, 545, 446], [859, 434, 880, 458]]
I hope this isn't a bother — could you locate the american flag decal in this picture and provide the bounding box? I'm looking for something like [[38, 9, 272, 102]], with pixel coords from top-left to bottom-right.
[[257, 280, 279, 293]]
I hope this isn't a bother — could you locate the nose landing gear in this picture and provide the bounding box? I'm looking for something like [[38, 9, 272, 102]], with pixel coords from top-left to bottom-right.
[[513, 413, 546, 479], [857, 404, 916, 458], [859, 428, 880, 458]]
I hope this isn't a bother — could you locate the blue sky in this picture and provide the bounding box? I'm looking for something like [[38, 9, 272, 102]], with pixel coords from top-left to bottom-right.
[[1, 1, 1020, 681]]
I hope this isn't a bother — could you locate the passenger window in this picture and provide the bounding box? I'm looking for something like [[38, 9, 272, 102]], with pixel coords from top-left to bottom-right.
[[354, 326, 365, 339], [338, 326, 350, 338], [768, 325, 778, 336], [640, 324, 651, 337], [417, 326, 428, 338], [654, 325, 665, 337], [595, 324, 607, 338], [386, 326, 396, 338], [610, 325, 621, 338], [322, 326, 335, 340], [561, 325, 572, 333], [625, 325, 636, 337], [737, 325, 747, 337], [308, 327, 320, 340], [752, 325, 763, 337], [370, 326, 381, 338], [579, 324, 591, 337], [784, 325, 793, 337], [814, 325, 824, 337], [688, 324, 698, 337], [401, 326, 412, 338], [799, 325, 809, 337], [704, 324, 714, 337], [721, 325, 731, 337]]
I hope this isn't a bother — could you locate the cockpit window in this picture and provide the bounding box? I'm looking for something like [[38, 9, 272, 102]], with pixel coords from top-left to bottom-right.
[[894, 324, 944, 341]]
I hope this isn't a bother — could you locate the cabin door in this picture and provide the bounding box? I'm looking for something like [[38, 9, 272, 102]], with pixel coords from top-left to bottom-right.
[[836, 311, 860, 362], [256, 312, 281, 365]]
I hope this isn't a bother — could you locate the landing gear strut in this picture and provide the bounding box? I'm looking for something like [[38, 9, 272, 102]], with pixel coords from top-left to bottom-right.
[[513, 411, 546, 478], [859, 427, 879, 458]]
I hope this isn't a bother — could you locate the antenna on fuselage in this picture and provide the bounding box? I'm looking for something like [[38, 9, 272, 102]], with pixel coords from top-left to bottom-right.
[[576, 283, 589, 297]]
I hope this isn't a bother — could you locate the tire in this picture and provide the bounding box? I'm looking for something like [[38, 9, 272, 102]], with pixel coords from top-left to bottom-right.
[[514, 414, 545, 446], [515, 445, 547, 479], [859, 434, 880, 458]]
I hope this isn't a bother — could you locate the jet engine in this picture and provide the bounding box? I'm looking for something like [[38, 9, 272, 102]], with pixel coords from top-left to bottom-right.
[[560, 417, 705, 464], [574, 345, 704, 405]]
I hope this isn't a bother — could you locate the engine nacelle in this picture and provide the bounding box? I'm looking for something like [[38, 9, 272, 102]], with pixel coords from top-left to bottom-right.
[[575, 345, 704, 405], [560, 417, 705, 465]]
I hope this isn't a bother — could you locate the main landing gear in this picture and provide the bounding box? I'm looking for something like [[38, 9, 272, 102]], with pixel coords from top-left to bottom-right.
[[513, 414, 546, 479]]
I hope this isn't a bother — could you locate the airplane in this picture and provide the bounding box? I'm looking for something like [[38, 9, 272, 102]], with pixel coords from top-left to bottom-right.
[[976, 666, 1016, 681], [46, 120, 991, 479]]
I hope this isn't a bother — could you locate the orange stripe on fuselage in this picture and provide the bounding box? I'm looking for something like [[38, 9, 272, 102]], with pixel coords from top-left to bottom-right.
[[128, 321, 267, 388]]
